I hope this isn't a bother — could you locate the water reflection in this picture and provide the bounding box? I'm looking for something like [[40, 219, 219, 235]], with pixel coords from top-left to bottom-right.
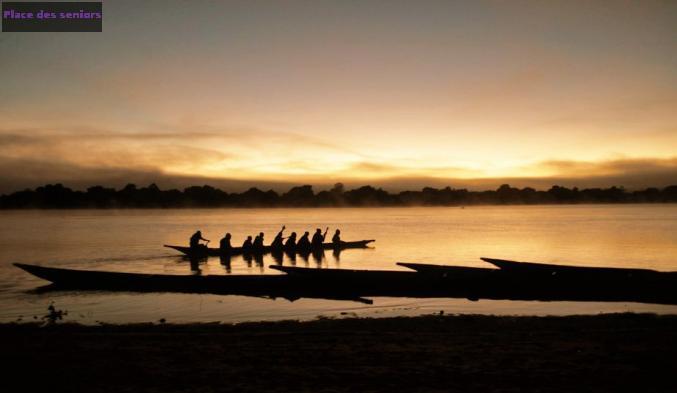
[[285, 249, 297, 265], [175, 247, 348, 273], [188, 256, 206, 275], [271, 250, 284, 265], [298, 249, 311, 265], [312, 249, 325, 265], [219, 255, 232, 273], [254, 253, 264, 273], [243, 253, 253, 268]]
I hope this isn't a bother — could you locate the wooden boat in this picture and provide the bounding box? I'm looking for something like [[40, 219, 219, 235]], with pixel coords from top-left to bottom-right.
[[270, 264, 496, 280], [164, 239, 375, 257], [15, 262, 677, 305], [480, 257, 676, 278], [400, 259, 677, 278], [397, 262, 499, 277], [396, 260, 677, 305], [15, 262, 492, 303], [13, 263, 377, 303]]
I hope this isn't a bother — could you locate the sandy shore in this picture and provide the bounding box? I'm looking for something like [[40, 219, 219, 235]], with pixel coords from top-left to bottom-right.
[[4, 313, 677, 392]]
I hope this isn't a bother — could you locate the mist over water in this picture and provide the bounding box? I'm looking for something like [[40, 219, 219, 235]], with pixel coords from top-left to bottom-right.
[[1, 205, 676, 323]]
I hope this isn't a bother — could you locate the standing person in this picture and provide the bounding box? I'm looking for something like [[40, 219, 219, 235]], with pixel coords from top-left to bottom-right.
[[311, 227, 328, 248], [271, 225, 286, 249], [332, 229, 341, 246], [285, 231, 297, 250], [189, 230, 209, 249], [253, 232, 265, 251], [220, 233, 232, 253], [297, 231, 311, 250], [242, 235, 253, 253]]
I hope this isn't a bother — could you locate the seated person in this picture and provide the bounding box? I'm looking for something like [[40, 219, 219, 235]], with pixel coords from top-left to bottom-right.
[[297, 231, 311, 250], [332, 229, 342, 245], [271, 226, 286, 249], [220, 233, 232, 253], [252, 232, 265, 251], [189, 230, 209, 249], [242, 236, 253, 253], [285, 232, 297, 249], [311, 227, 327, 248]]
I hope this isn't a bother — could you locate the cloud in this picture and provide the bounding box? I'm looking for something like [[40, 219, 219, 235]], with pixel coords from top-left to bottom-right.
[[1, 123, 676, 194], [344, 161, 482, 179], [0, 155, 296, 194], [0, 124, 363, 192], [534, 157, 677, 178], [1, 155, 675, 195], [0, 130, 232, 173]]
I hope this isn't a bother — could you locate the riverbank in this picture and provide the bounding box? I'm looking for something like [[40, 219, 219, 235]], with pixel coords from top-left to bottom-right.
[[4, 313, 677, 392]]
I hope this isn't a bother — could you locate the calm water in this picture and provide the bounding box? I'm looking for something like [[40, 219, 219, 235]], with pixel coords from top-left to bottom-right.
[[1, 205, 676, 323]]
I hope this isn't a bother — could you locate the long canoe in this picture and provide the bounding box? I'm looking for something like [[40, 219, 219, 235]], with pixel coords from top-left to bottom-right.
[[16, 263, 677, 305], [164, 239, 375, 257], [400, 259, 677, 278], [13, 263, 380, 303], [271, 264, 496, 279], [480, 257, 676, 278], [397, 262, 499, 277], [395, 260, 677, 305]]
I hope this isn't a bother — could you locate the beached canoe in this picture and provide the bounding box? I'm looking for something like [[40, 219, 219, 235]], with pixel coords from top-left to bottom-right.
[[164, 239, 375, 257], [400, 259, 677, 278], [263, 264, 677, 305], [396, 260, 677, 305], [12, 263, 378, 303], [270, 264, 497, 279], [397, 262, 499, 276], [480, 257, 676, 277]]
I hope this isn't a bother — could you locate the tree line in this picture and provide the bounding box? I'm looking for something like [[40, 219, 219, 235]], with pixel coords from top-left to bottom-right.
[[1, 183, 676, 209]]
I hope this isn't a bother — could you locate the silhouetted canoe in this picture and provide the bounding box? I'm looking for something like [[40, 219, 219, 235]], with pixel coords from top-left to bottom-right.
[[12, 263, 377, 303], [14, 263, 281, 290], [397, 262, 499, 276], [264, 265, 677, 305], [480, 257, 675, 278], [164, 240, 375, 257], [14, 263, 500, 300], [270, 264, 495, 278], [400, 259, 677, 278]]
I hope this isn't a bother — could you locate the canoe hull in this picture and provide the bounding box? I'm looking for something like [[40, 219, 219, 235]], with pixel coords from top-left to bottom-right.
[[165, 240, 375, 257], [480, 257, 677, 278]]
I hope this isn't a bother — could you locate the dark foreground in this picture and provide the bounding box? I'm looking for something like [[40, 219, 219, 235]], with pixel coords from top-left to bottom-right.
[[4, 313, 677, 393]]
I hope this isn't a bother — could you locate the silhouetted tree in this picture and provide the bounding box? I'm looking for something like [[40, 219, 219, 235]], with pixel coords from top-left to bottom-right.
[[1, 183, 676, 209], [282, 185, 314, 206]]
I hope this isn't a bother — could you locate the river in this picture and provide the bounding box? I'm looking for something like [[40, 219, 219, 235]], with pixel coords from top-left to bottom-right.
[[1, 204, 676, 323]]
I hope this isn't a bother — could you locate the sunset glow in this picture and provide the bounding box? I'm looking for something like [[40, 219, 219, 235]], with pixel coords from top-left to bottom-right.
[[1, 0, 676, 192]]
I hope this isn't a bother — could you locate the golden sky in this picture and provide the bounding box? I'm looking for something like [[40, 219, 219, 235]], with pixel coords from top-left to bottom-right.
[[1, 1, 676, 192]]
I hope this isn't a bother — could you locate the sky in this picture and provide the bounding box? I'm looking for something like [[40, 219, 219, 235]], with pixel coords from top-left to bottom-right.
[[1, 0, 676, 192]]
